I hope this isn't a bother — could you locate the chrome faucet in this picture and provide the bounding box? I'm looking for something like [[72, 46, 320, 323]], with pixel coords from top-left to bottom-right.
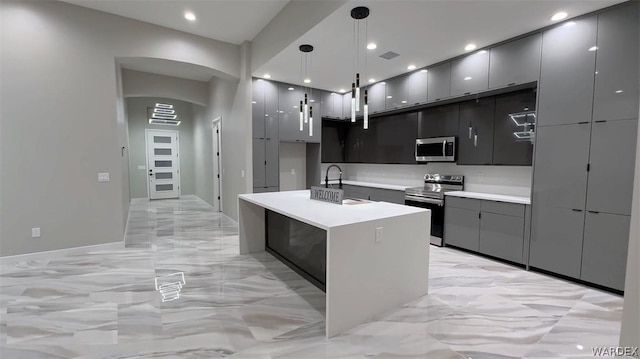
[[324, 164, 343, 189]]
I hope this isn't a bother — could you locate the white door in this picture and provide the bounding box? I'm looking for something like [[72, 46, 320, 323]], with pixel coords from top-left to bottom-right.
[[212, 118, 222, 211], [146, 129, 180, 199]]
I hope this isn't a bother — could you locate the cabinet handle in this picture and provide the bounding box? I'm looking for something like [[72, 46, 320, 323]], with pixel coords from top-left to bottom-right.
[[594, 120, 607, 123], [508, 82, 516, 86], [468, 123, 473, 139], [588, 210, 600, 214], [474, 133, 478, 147], [464, 92, 471, 95], [572, 208, 583, 212]]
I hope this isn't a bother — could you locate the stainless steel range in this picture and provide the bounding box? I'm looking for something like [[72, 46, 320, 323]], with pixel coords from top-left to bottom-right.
[[404, 174, 464, 246]]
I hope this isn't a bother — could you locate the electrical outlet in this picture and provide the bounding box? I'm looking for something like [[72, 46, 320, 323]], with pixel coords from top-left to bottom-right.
[[31, 227, 41, 238], [98, 172, 110, 182], [375, 227, 383, 243]]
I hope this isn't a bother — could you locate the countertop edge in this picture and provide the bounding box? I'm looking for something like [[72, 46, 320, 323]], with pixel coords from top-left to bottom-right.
[[444, 191, 531, 205]]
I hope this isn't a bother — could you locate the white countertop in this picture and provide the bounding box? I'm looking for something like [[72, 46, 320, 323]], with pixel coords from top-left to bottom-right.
[[326, 180, 411, 191], [239, 190, 428, 230], [445, 191, 531, 205]]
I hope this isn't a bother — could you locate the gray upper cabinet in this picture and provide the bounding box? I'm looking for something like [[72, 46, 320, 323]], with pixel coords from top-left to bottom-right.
[[530, 205, 585, 279], [264, 80, 279, 139], [593, 2, 640, 122], [385, 75, 409, 110], [586, 119, 638, 215], [319, 90, 333, 119], [537, 16, 597, 126], [252, 78, 266, 138], [406, 69, 429, 106], [332, 92, 344, 119], [368, 82, 386, 114], [342, 92, 352, 120], [278, 83, 302, 141], [427, 62, 451, 102], [581, 212, 630, 291], [532, 123, 591, 209], [450, 50, 490, 96], [488, 34, 542, 89]]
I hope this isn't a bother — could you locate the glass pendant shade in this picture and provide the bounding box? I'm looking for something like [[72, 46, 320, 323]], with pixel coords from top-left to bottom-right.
[[363, 89, 369, 129], [304, 94, 309, 123], [309, 106, 313, 137], [355, 73, 361, 111], [299, 101, 304, 131]]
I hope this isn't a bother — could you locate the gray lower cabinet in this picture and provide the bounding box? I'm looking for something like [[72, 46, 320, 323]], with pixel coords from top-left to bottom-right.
[[581, 212, 631, 291], [488, 34, 542, 89], [444, 206, 480, 251], [529, 206, 585, 279], [450, 50, 490, 96], [592, 2, 639, 122], [586, 119, 638, 215], [427, 62, 451, 102], [479, 212, 525, 264], [537, 15, 597, 126], [265, 139, 279, 187], [342, 184, 404, 204]]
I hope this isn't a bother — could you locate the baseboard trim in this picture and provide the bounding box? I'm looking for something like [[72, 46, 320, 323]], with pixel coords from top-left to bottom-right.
[[0, 241, 124, 265]]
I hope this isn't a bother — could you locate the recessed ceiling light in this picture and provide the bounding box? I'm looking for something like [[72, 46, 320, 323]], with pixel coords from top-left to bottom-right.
[[263, 74, 271, 79], [368, 78, 376, 83], [386, 95, 392, 99], [588, 46, 598, 51], [288, 87, 294, 91], [464, 76, 472, 81], [339, 88, 346, 93], [184, 11, 196, 21], [464, 43, 477, 51], [615, 90, 623, 93], [367, 43, 377, 50], [304, 78, 311, 83], [407, 64, 416, 70], [551, 11, 568, 21]]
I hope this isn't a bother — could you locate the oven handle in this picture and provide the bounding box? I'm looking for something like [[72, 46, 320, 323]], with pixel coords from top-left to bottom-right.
[[404, 195, 444, 206]]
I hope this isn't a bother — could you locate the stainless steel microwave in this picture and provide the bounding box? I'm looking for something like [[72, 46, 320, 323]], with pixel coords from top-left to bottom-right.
[[415, 137, 456, 162]]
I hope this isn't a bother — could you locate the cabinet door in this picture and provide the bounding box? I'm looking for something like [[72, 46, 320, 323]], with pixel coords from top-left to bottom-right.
[[252, 138, 266, 188], [537, 16, 597, 126], [457, 98, 494, 165], [375, 112, 418, 164], [407, 69, 429, 105], [265, 138, 279, 187], [368, 82, 386, 114], [450, 50, 490, 96], [304, 91, 321, 142], [385, 75, 409, 110], [586, 119, 638, 215], [427, 62, 451, 102], [593, 2, 640, 122], [345, 122, 361, 163], [252, 78, 266, 138], [359, 120, 377, 163], [488, 34, 542, 89], [530, 205, 584, 279], [278, 83, 302, 141], [479, 212, 525, 264], [444, 206, 480, 251], [532, 123, 590, 209], [331, 92, 343, 118], [418, 103, 459, 138], [264, 80, 279, 139], [493, 90, 536, 165], [321, 91, 338, 118], [581, 212, 630, 291], [342, 93, 352, 120], [321, 120, 346, 163]]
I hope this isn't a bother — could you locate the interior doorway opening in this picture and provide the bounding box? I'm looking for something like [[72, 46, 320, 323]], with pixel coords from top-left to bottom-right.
[[212, 116, 222, 212]]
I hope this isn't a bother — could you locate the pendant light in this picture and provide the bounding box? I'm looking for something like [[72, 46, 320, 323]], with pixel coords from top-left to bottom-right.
[[299, 44, 314, 136], [350, 6, 370, 128]]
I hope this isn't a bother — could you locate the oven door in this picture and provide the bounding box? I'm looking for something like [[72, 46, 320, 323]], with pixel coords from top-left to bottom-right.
[[415, 137, 456, 162], [404, 195, 444, 246]]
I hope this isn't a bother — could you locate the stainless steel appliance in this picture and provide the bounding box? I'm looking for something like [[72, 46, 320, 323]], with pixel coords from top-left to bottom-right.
[[404, 174, 464, 246], [415, 136, 456, 162]]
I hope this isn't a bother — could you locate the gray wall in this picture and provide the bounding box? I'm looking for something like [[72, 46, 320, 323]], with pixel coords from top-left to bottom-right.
[[0, 0, 240, 256], [193, 104, 215, 206], [620, 102, 640, 348], [126, 98, 195, 199]]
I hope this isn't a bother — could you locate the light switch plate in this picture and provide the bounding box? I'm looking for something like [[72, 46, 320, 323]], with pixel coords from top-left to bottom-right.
[[98, 172, 110, 182], [375, 227, 383, 243], [31, 227, 41, 238]]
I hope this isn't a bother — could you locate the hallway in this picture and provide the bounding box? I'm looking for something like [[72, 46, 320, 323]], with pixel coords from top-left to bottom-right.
[[0, 196, 624, 358]]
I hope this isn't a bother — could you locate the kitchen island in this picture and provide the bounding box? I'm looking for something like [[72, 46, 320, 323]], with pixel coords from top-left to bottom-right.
[[238, 190, 431, 337]]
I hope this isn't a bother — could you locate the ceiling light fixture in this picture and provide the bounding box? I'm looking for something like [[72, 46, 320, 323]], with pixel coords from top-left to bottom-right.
[[367, 43, 377, 50], [349, 6, 371, 129], [298, 44, 315, 136], [551, 11, 568, 21], [464, 43, 477, 51], [263, 74, 271, 79], [184, 11, 196, 21], [407, 64, 416, 70], [149, 104, 180, 126]]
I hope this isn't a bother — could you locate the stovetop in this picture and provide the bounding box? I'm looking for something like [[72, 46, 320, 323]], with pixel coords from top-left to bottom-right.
[[405, 174, 464, 199]]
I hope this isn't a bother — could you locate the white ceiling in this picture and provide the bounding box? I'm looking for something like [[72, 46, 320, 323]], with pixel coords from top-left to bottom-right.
[[255, 0, 626, 92], [61, 0, 289, 45]]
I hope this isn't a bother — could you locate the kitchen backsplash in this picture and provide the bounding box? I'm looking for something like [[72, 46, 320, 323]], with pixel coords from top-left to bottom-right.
[[321, 163, 532, 197]]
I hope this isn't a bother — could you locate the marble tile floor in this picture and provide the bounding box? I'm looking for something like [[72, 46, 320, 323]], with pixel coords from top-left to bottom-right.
[[0, 196, 625, 358]]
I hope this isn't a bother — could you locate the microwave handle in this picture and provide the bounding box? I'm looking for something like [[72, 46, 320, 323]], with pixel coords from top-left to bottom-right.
[[442, 140, 446, 156]]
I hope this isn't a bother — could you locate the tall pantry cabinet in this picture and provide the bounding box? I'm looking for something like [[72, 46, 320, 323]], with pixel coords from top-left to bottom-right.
[[530, 2, 639, 291]]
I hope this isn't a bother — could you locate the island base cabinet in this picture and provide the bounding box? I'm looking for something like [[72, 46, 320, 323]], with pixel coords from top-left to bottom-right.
[[580, 212, 630, 291], [444, 206, 479, 251], [479, 213, 525, 264], [530, 206, 585, 279]]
